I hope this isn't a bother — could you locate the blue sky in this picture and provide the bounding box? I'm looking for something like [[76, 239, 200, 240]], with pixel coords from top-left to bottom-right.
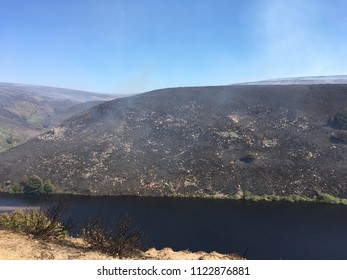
[[1, 0, 347, 94]]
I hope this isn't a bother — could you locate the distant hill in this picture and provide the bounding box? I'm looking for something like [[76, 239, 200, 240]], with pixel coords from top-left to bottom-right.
[[0, 83, 117, 102], [0, 83, 346, 198], [237, 75, 347, 85], [0, 83, 118, 151]]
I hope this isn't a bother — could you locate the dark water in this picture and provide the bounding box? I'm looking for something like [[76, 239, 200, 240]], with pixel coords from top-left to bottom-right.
[[1, 193, 347, 260]]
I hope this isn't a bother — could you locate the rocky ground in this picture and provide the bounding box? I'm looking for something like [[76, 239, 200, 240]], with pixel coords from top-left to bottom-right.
[[0, 230, 242, 260]]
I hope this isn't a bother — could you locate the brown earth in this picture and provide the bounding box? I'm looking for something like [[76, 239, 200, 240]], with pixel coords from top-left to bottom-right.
[[0, 230, 242, 260]]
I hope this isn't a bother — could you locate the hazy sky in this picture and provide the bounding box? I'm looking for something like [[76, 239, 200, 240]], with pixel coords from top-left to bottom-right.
[[1, 0, 347, 94]]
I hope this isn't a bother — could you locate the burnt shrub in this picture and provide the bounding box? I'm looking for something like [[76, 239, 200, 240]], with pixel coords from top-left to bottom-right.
[[30, 203, 72, 240], [330, 131, 347, 144], [81, 215, 145, 258], [240, 151, 257, 163], [328, 109, 347, 130]]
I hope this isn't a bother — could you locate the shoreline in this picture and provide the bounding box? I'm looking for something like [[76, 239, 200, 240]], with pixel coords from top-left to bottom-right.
[[1, 190, 347, 206]]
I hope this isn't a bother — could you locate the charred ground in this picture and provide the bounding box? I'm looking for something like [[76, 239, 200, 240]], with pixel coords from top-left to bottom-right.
[[0, 84, 346, 198]]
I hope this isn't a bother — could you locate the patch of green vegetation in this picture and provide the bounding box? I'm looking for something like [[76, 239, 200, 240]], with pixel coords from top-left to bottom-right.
[[8, 184, 24, 194], [0, 126, 11, 134], [242, 191, 345, 205], [22, 175, 54, 194], [243, 192, 309, 203], [0, 131, 14, 152], [316, 192, 347, 205], [5, 133, 13, 149], [0, 204, 69, 240], [0, 203, 144, 257], [229, 193, 243, 200], [0, 134, 30, 152], [27, 113, 44, 124], [280, 194, 313, 203], [162, 191, 345, 205], [0, 144, 7, 152], [5, 175, 55, 194], [244, 191, 262, 202]]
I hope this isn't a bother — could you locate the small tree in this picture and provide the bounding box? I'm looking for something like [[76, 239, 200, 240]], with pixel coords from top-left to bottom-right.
[[5, 133, 13, 149], [43, 180, 54, 194], [21, 175, 55, 194], [24, 175, 44, 194]]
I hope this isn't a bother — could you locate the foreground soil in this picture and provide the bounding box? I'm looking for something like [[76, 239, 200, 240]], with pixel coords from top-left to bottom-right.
[[0, 230, 242, 260]]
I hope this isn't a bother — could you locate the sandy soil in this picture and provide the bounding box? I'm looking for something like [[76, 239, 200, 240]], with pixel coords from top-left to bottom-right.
[[0, 230, 242, 260]]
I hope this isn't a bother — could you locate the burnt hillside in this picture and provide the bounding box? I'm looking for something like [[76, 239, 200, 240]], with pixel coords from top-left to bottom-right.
[[0, 84, 346, 198]]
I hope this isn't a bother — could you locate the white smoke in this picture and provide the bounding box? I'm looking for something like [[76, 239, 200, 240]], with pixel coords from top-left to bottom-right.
[[246, 0, 347, 81]]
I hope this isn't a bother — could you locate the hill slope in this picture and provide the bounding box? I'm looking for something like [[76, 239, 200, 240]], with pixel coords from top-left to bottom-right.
[[0, 84, 346, 198], [0, 83, 116, 151]]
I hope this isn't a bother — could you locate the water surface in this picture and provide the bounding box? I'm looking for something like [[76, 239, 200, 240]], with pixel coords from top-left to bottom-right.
[[1, 193, 347, 260]]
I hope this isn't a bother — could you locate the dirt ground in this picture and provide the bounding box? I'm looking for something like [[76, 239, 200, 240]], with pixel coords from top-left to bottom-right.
[[0, 230, 242, 260]]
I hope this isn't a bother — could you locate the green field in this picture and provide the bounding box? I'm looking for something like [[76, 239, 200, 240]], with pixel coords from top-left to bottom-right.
[[0, 126, 10, 134], [27, 114, 44, 124]]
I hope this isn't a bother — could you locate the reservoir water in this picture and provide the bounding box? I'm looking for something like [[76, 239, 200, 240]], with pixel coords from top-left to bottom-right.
[[1, 193, 347, 260]]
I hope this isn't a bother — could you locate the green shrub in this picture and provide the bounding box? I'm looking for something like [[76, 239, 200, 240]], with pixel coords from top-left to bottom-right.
[[5, 133, 13, 149], [24, 175, 44, 194], [242, 192, 315, 203], [268, 194, 281, 202], [0, 204, 71, 240], [290, 194, 313, 202], [0, 211, 30, 232], [283, 196, 295, 203], [21, 175, 55, 194], [43, 180, 54, 194], [8, 184, 24, 194], [244, 191, 262, 202], [317, 192, 341, 204]]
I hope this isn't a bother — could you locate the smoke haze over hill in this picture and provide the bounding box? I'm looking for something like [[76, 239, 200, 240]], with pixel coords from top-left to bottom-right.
[[0, 82, 346, 199]]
